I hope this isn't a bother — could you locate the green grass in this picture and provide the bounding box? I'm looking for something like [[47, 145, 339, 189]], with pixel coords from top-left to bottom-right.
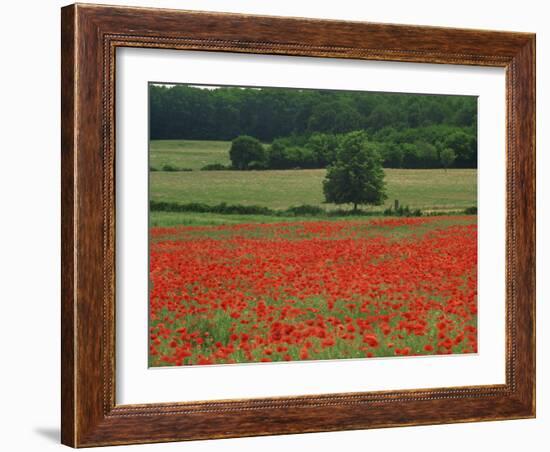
[[150, 168, 476, 211], [149, 139, 477, 221], [149, 140, 231, 170], [150, 211, 322, 227], [151, 212, 475, 236]]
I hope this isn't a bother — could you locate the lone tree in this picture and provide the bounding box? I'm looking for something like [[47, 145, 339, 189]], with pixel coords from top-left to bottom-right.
[[323, 131, 387, 212], [440, 147, 456, 171], [229, 135, 265, 170]]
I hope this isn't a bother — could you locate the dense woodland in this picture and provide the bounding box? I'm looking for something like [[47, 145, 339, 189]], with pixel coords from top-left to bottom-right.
[[149, 84, 478, 169]]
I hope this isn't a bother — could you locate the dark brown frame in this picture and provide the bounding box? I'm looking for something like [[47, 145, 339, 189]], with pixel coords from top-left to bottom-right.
[[61, 3, 535, 447]]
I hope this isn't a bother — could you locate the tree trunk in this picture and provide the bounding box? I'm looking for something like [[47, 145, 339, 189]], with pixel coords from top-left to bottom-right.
[[353, 202, 358, 212]]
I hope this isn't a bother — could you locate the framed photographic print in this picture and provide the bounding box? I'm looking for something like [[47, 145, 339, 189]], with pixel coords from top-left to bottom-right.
[[61, 3, 535, 447]]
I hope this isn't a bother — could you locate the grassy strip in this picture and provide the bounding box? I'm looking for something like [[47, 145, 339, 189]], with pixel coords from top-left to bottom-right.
[[150, 168, 477, 211], [150, 200, 476, 218]]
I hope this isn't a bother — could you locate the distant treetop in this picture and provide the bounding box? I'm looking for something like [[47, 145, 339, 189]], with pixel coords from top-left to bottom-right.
[[149, 84, 477, 142]]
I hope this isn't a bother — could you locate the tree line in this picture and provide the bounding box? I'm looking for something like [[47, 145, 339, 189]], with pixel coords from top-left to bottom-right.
[[226, 130, 466, 172], [150, 84, 477, 169]]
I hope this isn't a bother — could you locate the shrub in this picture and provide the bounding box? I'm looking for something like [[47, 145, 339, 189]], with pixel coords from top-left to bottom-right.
[[286, 205, 325, 216], [383, 204, 423, 217], [149, 201, 273, 216], [283, 146, 306, 169], [160, 164, 193, 172], [229, 135, 266, 170], [247, 160, 268, 170], [327, 208, 379, 217], [201, 163, 229, 171]]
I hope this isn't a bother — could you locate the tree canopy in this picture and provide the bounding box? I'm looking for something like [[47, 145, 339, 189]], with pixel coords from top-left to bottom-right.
[[228, 136, 265, 170], [323, 132, 387, 211], [150, 84, 478, 169], [440, 148, 456, 171], [150, 85, 476, 137]]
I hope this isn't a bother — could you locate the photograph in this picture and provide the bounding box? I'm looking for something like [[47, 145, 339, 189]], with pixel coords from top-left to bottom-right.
[[147, 83, 479, 367]]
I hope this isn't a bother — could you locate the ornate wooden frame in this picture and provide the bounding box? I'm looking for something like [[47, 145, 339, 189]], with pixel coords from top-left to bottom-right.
[[61, 3, 535, 447]]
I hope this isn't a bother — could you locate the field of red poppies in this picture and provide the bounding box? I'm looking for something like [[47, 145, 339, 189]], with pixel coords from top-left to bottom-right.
[[149, 216, 477, 366]]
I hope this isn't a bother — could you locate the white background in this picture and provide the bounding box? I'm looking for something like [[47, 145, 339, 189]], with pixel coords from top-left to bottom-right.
[[0, 0, 546, 451], [117, 49, 505, 404]]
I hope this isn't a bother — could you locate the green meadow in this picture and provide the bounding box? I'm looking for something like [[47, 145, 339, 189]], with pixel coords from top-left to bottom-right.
[[150, 139, 476, 225], [149, 140, 231, 170]]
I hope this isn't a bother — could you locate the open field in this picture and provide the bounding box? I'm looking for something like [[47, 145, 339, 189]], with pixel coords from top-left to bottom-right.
[[148, 140, 478, 366], [150, 140, 476, 213], [150, 140, 231, 170], [149, 216, 477, 366], [150, 211, 340, 227], [150, 168, 476, 212]]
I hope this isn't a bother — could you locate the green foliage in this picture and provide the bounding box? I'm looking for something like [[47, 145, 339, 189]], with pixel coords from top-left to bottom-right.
[[161, 164, 192, 172], [285, 205, 325, 216], [383, 204, 423, 217], [149, 84, 477, 148], [201, 163, 230, 171], [150, 84, 477, 169], [265, 139, 321, 169], [308, 99, 363, 133], [147, 199, 482, 220], [440, 148, 456, 170], [401, 143, 420, 168], [266, 140, 288, 169], [151, 201, 273, 215], [150, 200, 403, 218], [372, 124, 475, 169], [323, 131, 387, 211], [150, 201, 328, 217], [229, 135, 265, 170], [284, 146, 315, 169], [380, 143, 404, 168], [247, 160, 268, 170], [266, 135, 337, 169], [305, 133, 340, 166], [267, 131, 440, 170], [260, 129, 468, 170], [415, 141, 439, 169], [443, 130, 477, 168]]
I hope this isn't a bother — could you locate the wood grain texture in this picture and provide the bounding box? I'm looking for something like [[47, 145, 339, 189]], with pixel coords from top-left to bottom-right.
[[60, 5, 76, 446], [61, 3, 536, 447]]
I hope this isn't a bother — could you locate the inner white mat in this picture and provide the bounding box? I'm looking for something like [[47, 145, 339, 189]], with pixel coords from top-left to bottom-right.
[[116, 48, 506, 404]]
